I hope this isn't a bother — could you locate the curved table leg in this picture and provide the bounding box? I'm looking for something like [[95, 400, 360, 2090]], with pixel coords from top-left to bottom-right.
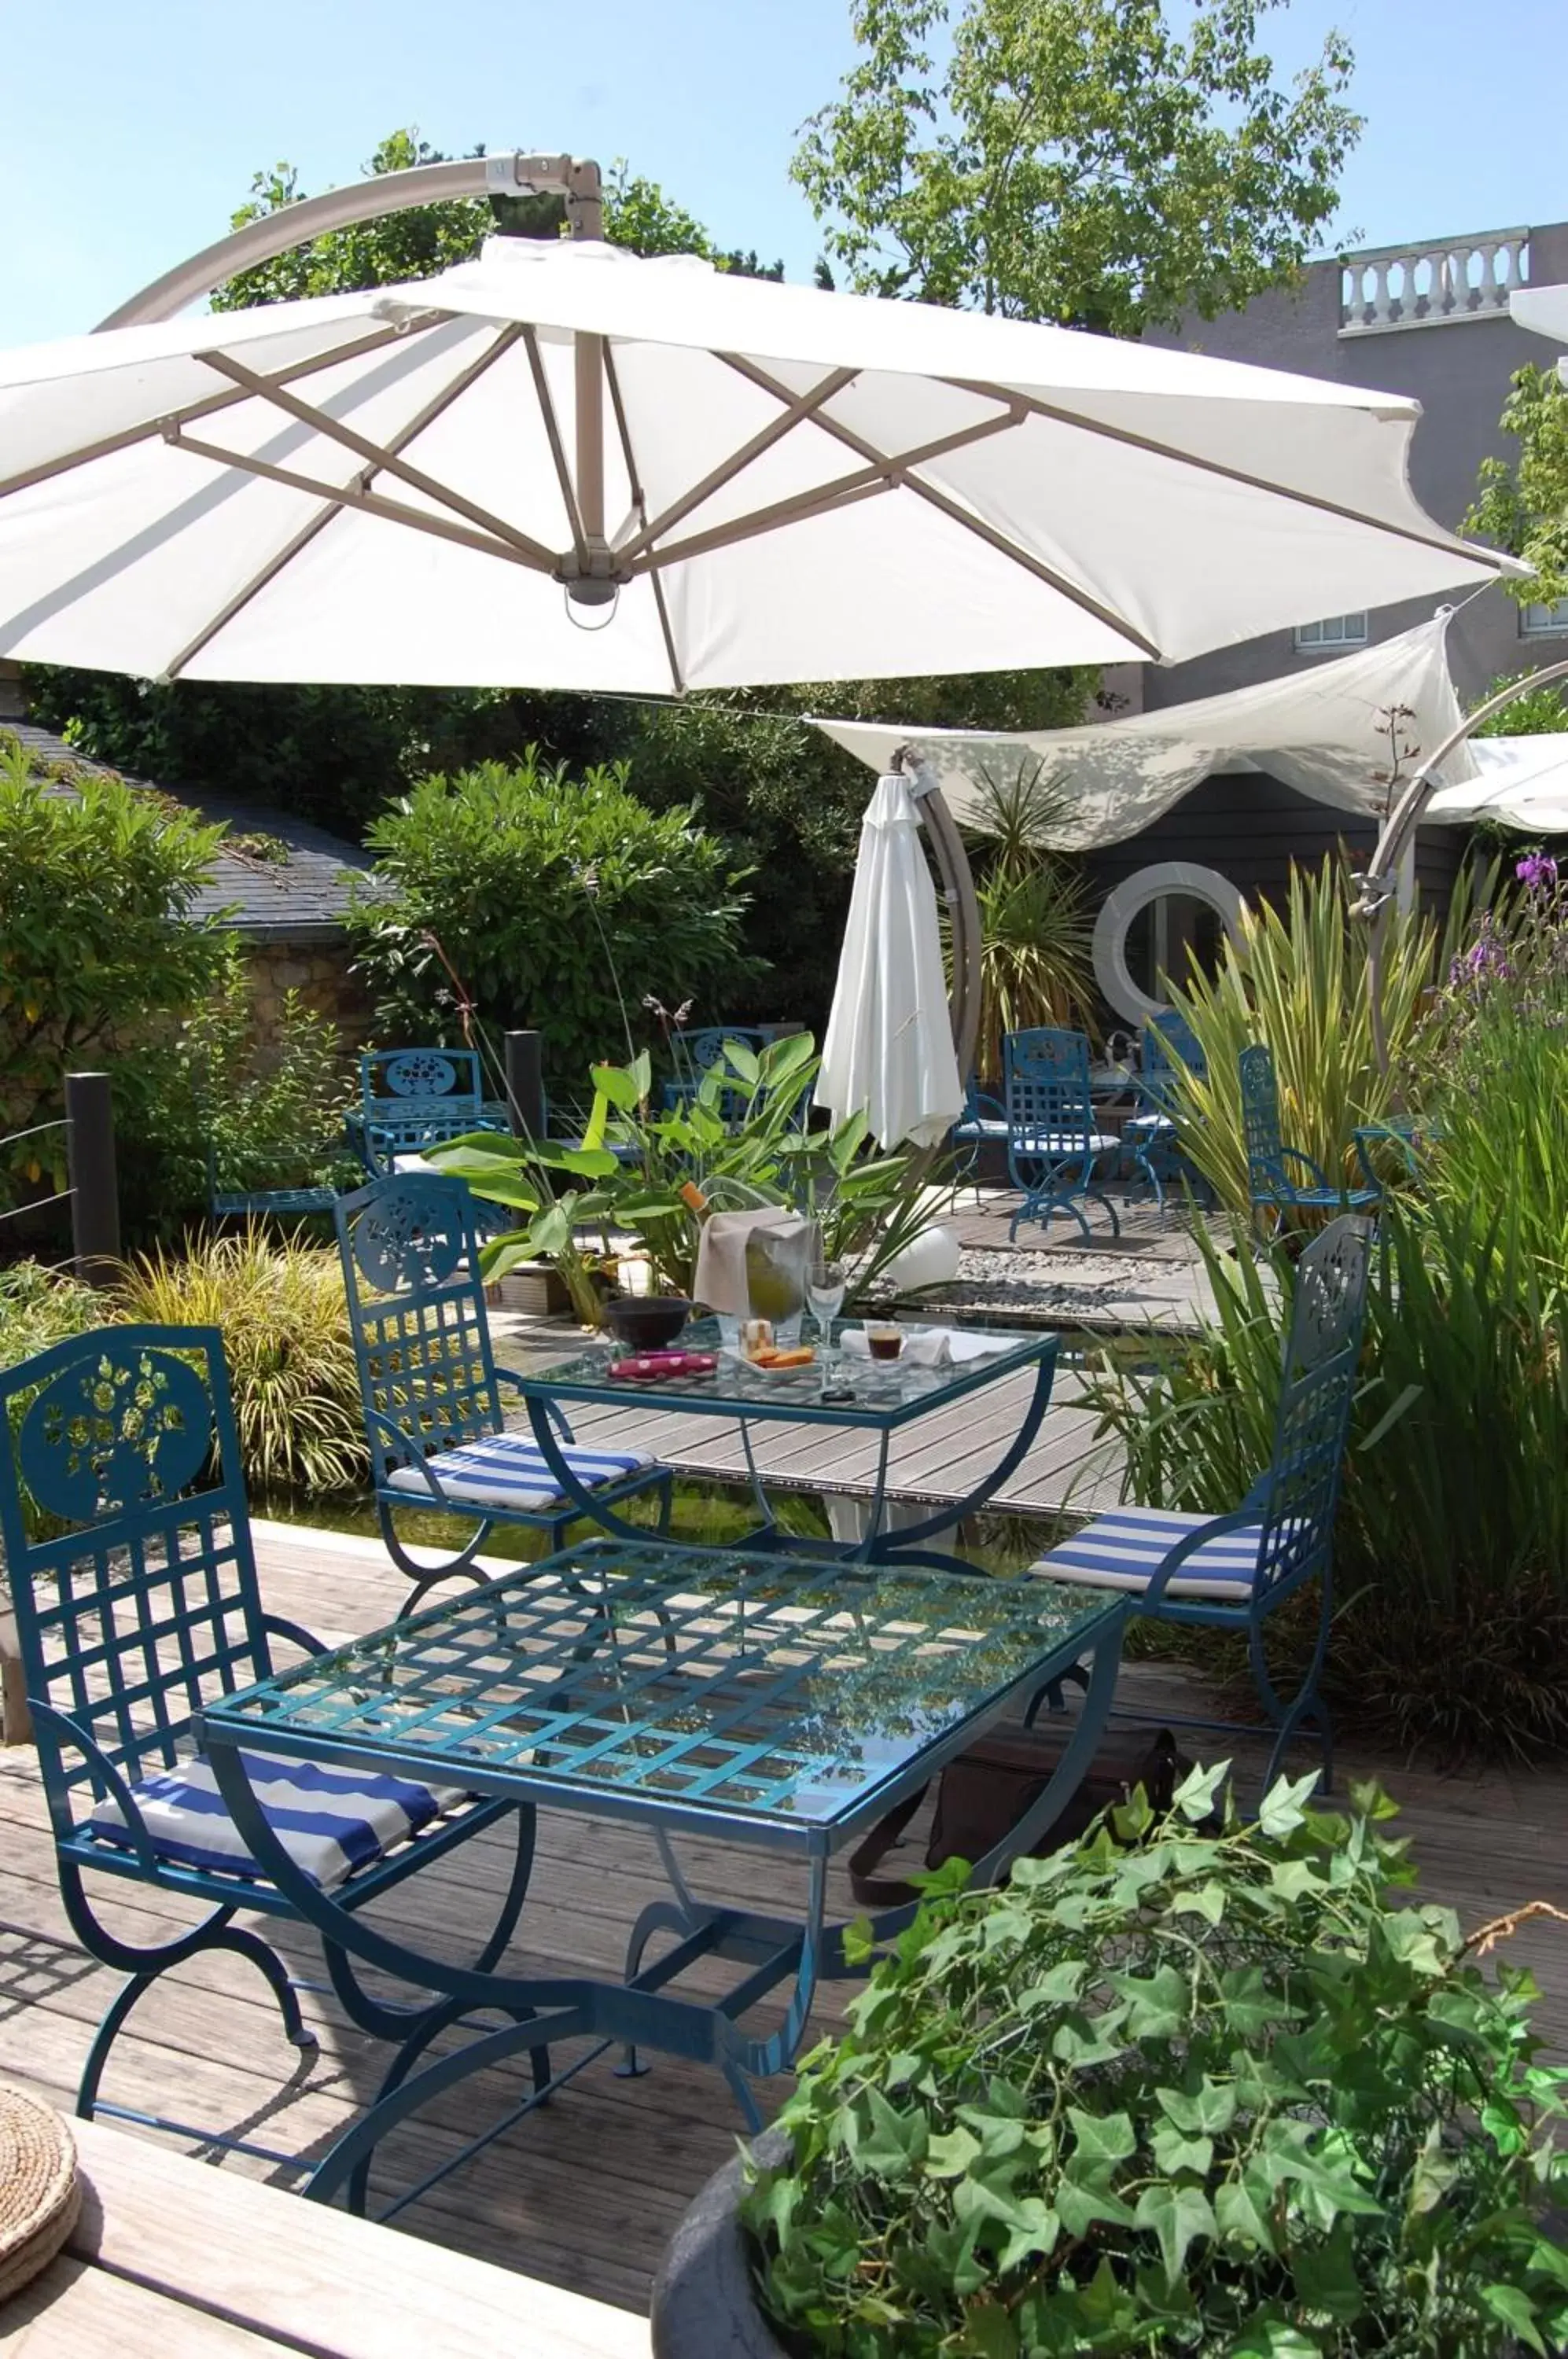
[[862, 1349, 1058, 1561]]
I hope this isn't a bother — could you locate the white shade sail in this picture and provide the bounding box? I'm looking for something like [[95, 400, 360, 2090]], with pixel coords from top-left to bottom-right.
[[816, 774, 964, 1149], [0, 234, 1511, 693], [813, 614, 1479, 848], [1427, 734, 1568, 835]]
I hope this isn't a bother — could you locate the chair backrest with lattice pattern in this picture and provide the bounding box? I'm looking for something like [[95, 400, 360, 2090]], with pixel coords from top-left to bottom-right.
[[1143, 1009, 1206, 1084], [1003, 1027, 1095, 1146], [0, 1327, 271, 1844], [1253, 1214, 1373, 1604], [1239, 1042, 1293, 1196], [335, 1173, 503, 1489]]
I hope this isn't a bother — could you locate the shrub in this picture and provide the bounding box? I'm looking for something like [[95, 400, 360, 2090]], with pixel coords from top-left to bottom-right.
[[343, 751, 753, 1087], [134, 948, 361, 1218], [0, 734, 228, 1215], [746, 1775, 1568, 2358], [116, 1231, 366, 1499], [0, 1259, 99, 1371]]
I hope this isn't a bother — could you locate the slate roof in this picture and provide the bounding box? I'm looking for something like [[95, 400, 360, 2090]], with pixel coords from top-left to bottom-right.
[[5, 720, 372, 944]]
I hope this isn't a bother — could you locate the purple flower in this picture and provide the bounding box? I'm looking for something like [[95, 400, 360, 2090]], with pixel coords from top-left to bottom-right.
[[1516, 852, 1559, 895]]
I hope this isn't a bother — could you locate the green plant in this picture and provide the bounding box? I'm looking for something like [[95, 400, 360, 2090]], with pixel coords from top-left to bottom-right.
[[0, 1259, 99, 1371], [343, 750, 752, 1086], [746, 1773, 1568, 2357], [429, 1033, 951, 1316], [959, 766, 1094, 1075], [0, 734, 229, 1213], [135, 948, 360, 1213], [116, 1230, 366, 1498], [1162, 862, 1475, 1223], [1081, 1189, 1568, 1760]]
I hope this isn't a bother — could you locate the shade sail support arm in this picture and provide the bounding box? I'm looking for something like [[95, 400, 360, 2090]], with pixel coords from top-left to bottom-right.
[[1356, 653, 1568, 1074]]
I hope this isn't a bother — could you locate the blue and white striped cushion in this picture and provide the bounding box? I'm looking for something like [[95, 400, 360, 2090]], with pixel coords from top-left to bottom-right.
[[1014, 1131, 1120, 1157], [1124, 1112, 1176, 1137], [388, 1431, 653, 1514], [1030, 1507, 1266, 1601], [86, 1751, 466, 1890]]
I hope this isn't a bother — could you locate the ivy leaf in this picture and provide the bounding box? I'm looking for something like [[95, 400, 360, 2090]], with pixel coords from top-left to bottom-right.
[[1016, 1958, 1087, 2012], [1257, 1768, 1321, 1837], [1216, 2176, 1277, 2254], [1057, 2166, 1139, 2239], [1290, 2222, 1364, 2322], [1150, 2122, 1214, 2177], [1133, 2182, 1216, 2280], [926, 2125, 982, 2179], [952, 2302, 1017, 2358], [1066, 2107, 1136, 2166], [1480, 2283, 1548, 2353], [1172, 1759, 1228, 1821], [1106, 1963, 1189, 2040]]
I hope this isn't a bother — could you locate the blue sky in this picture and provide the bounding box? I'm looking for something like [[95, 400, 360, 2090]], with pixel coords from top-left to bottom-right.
[[1, 0, 1564, 345]]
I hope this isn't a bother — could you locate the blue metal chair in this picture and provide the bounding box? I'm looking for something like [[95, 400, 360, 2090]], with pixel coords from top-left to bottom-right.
[[205, 1139, 338, 1223], [1029, 1213, 1374, 1788], [951, 1074, 1009, 1201], [348, 1047, 508, 1179], [0, 1324, 538, 2149], [1241, 1043, 1381, 1227], [660, 1027, 774, 1121], [1003, 1027, 1121, 1243], [1124, 1010, 1208, 1213], [336, 1172, 672, 1607]]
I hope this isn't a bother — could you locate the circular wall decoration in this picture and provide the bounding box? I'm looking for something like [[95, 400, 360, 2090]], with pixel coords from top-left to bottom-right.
[[1091, 861, 1246, 1028]]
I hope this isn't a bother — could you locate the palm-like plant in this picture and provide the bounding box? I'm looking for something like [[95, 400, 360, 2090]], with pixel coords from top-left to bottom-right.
[[952, 763, 1094, 1078]]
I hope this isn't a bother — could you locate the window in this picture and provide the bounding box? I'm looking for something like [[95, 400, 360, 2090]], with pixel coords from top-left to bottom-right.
[[1520, 598, 1568, 639], [1294, 613, 1369, 652]]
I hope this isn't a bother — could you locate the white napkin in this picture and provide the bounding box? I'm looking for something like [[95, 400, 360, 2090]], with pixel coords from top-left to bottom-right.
[[693, 1206, 807, 1319], [840, 1324, 1019, 1367]]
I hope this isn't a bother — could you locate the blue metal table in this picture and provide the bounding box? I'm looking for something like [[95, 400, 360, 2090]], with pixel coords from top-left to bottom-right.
[[200, 1537, 1123, 2217], [513, 1317, 1061, 1570]]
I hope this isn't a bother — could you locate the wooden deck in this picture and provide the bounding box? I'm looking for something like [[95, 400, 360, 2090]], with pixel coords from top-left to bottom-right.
[[2, 1520, 1564, 2324], [562, 1361, 1125, 1521]]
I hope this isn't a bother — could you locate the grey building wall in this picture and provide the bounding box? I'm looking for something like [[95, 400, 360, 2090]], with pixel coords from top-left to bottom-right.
[[1138, 219, 1568, 714]]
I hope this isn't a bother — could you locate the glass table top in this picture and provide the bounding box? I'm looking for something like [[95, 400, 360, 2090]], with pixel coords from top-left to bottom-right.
[[514, 1316, 1055, 1429], [201, 1540, 1117, 1853]]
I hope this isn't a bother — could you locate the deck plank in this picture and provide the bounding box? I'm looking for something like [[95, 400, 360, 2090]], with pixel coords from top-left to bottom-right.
[[2, 1522, 1564, 2324]]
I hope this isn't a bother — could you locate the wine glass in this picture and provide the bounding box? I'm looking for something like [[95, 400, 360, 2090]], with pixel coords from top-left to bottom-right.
[[806, 1255, 847, 1352]]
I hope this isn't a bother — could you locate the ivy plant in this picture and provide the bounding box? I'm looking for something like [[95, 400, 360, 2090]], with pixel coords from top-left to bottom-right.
[[745, 1770, 1568, 2357]]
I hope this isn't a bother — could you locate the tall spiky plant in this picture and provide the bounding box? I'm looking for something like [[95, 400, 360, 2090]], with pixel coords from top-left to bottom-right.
[[1161, 859, 1489, 1222], [951, 762, 1094, 1079]]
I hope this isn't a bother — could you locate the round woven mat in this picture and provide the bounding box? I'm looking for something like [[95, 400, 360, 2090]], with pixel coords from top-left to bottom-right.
[[0, 2085, 80, 2306]]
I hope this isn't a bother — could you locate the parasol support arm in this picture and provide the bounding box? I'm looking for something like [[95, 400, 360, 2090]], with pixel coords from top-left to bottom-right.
[[96, 155, 605, 329]]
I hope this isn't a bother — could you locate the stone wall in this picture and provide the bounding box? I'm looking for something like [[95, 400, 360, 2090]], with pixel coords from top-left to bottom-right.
[[244, 938, 372, 1057]]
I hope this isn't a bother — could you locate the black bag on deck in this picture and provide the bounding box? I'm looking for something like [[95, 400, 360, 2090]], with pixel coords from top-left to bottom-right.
[[848, 1724, 1189, 1909]]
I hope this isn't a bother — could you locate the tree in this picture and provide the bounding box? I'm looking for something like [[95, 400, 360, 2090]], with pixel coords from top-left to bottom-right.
[[1467, 363, 1568, 612], [793, 0, 1361, 333]]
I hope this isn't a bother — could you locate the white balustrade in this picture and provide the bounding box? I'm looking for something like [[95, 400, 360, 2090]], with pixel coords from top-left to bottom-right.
[[1339, 230, 1530, 334]]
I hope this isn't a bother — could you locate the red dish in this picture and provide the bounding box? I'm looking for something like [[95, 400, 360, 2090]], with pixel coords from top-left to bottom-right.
[[606, 1349, 718, 1382]]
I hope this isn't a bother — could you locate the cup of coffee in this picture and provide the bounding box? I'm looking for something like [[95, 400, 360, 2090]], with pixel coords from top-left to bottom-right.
[[865, 1323, 904, 1362]]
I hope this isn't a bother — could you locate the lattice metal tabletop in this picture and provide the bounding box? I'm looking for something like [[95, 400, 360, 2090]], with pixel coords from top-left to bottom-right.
[[201, 1540, 1117, 1857], [197, 1536, 1124, 2210]]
